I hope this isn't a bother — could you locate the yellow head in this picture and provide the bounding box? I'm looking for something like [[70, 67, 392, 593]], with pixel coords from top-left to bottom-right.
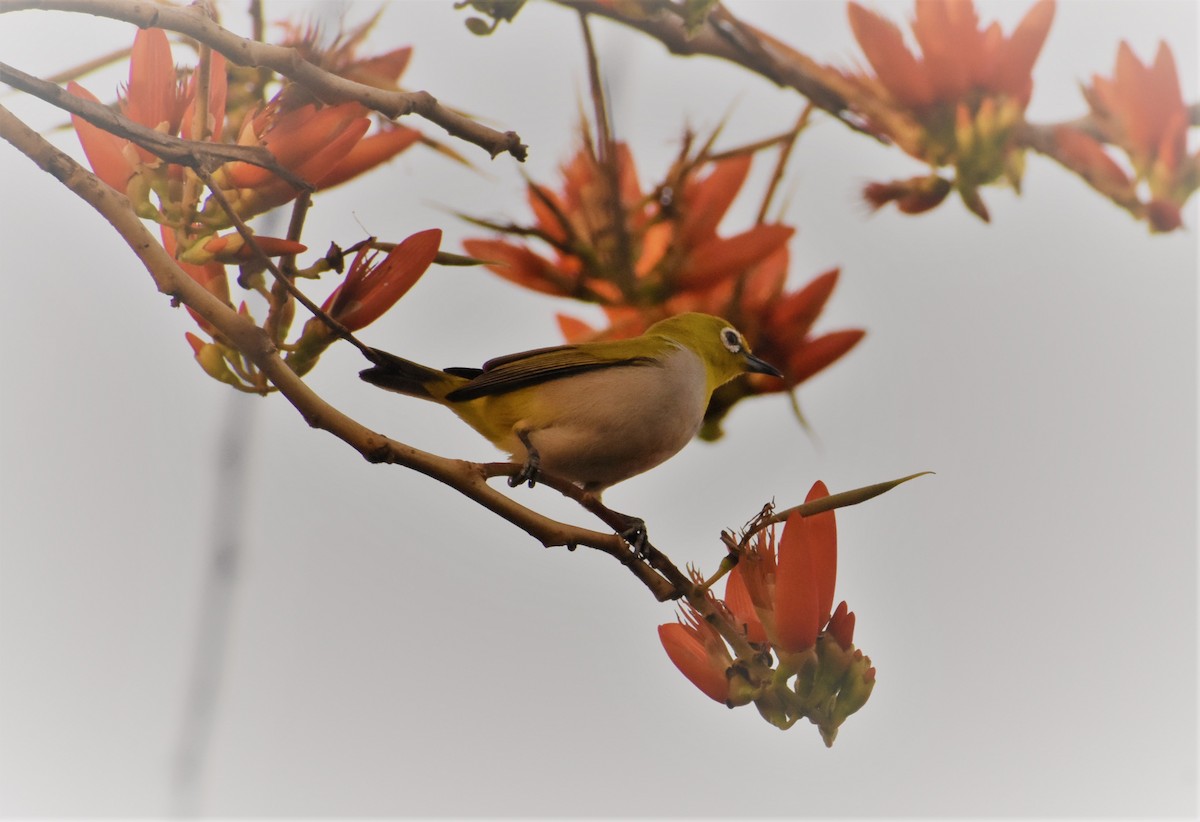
[[644, 313, 783, 393]]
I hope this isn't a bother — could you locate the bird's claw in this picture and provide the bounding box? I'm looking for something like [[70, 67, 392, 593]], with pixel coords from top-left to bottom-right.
[[508, 453, 540, 488], [618, 517, 649, 558]]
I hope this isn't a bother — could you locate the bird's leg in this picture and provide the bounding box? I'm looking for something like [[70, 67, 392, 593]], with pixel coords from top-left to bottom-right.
[[579, 492, 649, 557], [509, 428, 541, 488]]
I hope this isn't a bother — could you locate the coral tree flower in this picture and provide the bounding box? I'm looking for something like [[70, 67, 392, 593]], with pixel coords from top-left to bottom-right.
[[732, 481, 839, 655], [658, 481, 875, 743], [69, 27, 227, 196], [322, 228, 442, 331], [658, 611, 733, 704], [210, 100, 372, 221], [204, 18, 422, 224], [844, 0, 1056, 220], [288, 228, 442, 375], [463, 137, 791, 305], [1068, 41, 1199, 231]]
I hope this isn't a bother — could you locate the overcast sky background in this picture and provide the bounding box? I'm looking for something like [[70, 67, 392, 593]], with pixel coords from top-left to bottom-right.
[[1, 0, 1197, 816]]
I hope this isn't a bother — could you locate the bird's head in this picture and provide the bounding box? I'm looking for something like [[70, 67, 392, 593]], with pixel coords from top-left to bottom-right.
[[647, 313, 783, 392]]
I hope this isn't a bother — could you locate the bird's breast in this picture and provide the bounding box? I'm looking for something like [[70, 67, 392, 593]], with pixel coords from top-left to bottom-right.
[[501, 347, 709, 491]]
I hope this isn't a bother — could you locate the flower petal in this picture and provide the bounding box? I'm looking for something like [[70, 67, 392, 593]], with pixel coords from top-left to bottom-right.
[[124, 28, 186, 133], [317, 125, 421, 190], [848, 2, 935, 109], [67, 82, 136, 192], [677, 224, 793, 291], [658, 622, 730, 703], [786, 329, 865, 384], [775, 510, 821, 653], [725, 565, 769, 644], [803, 480, 837, 624], [768, 268, 840, 342], [330, 228, 441, 330], [461, 239, 571, 296], [992, 0, 1055, 105], [680, 153, 752, 248]]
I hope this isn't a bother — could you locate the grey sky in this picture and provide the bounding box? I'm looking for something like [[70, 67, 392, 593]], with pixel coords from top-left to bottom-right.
[[1, 0, 1196, 815]]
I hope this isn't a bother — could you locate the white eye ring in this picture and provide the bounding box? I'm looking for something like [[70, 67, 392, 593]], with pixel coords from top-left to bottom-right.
[[720, 327, 743, 354]]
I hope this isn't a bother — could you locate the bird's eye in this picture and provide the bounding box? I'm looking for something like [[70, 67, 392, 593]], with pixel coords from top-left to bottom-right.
[[720, 327, 742, 354]]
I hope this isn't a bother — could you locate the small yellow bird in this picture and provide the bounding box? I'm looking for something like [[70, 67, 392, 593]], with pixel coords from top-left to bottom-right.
[[359, 312, 783, 494]]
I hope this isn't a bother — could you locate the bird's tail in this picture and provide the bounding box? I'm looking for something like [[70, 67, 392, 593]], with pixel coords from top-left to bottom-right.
[[359, 348, 461, 400]]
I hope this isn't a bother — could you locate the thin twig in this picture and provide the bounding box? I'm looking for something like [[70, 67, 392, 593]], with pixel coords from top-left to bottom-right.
[[578, 9, 638, 298], [191, 165, 379, 364], [0, 0, 528, 161], [755, 104, 811, 225], [0, 59, 306, 186], [738, 471, 933, 550]]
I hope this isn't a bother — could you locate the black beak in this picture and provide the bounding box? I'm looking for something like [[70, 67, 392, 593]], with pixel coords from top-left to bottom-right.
[[745, 352, 784, 379]]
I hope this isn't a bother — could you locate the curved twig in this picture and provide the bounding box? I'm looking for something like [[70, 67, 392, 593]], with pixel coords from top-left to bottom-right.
[[0, 0, 527, 161]]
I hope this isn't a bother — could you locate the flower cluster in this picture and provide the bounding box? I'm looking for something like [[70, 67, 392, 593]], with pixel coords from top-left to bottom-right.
[[68, 24, 437, 390], [464, 129, 863, 437], [1054, 41, 1198, 232], [659, 482, 875, 745], [843, 0, 1055, 220]]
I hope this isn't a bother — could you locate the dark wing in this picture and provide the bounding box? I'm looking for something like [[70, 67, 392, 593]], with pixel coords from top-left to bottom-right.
[[444, 344, 655, 402]]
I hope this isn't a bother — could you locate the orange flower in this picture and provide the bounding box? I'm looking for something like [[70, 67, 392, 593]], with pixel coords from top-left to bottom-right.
[[1080, 41, 1198, 231], [826, 601, 857, 651], [658, 609, 733, 704], [659, 480, 876, 740], [321, 229, 442, 331], [120, 27, 191, 161], [774, 488, 837, 653], [180, 233, 308, 265], [67, 81, 137, 193], [845, 0, 1056, 220], [278, 18, 413, 92], [209, 100, 371, 221], [848, 0, 1054, 112], [287, 229, 442, 376], [161, 226, 232, 337], [315, 124, 422, 191], [733, 481, 839, 655], [724, 563, 769, 645], [464, 134, 790, 306], [69, 28, 227, 194]]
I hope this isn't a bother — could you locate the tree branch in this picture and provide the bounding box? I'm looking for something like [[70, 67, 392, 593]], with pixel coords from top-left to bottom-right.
[[560, 1, 1200, 153], [0, 0, 528, 161], [0, 102, 678, 601], [559, 1, 871, 135]]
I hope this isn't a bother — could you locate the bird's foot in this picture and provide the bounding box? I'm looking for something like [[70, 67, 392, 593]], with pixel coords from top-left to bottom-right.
[[509, 432, 541, 488], [509, 460, 540, 488], [613, 513, 649, 557]]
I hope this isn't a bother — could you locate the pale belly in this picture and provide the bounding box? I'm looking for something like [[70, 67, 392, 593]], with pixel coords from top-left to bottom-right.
[[487, 350, 709, 492]]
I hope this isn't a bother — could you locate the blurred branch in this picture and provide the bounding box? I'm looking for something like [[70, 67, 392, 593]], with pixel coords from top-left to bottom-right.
[[0, 0, 528, 161], [171, 391, 256, 817]]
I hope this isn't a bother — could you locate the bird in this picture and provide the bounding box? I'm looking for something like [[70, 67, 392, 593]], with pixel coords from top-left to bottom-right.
[[359, 312, 783, 499]]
